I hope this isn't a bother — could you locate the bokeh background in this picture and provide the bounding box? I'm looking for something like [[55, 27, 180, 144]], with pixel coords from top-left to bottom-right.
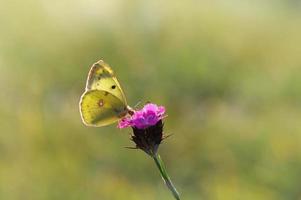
[[1, 0, 301, 199]]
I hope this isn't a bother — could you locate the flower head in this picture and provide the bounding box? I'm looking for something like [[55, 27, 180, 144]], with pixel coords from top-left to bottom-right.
[[118, 103, 166, 155]]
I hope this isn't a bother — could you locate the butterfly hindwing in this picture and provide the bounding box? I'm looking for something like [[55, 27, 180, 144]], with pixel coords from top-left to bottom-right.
[[85, 60, 127, 105], [80, 90, 128, 127]]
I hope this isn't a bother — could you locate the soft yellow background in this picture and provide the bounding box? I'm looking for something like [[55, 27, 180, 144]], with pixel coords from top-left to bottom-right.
[[1, 1, 301, 199]]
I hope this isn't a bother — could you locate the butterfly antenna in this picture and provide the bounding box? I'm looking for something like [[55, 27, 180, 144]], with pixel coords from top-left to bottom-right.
[[134, 101, 142, 109]]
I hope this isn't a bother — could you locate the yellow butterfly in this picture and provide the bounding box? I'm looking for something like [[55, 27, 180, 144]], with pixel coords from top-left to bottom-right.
[[79, 60, 132, 127]]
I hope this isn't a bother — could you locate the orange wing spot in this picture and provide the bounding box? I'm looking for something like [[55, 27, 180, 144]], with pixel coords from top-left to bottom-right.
[[98, 99, 104, 107]]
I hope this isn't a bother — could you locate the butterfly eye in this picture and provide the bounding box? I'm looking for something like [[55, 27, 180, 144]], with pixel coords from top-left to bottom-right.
[[111, 85, 116, 89]]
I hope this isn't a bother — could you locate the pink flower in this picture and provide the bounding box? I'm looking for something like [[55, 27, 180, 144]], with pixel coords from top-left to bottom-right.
[[118, 103, 166, 129]]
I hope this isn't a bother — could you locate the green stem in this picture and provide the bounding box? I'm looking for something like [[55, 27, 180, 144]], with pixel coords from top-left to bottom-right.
[[153, 153, 180, 200]]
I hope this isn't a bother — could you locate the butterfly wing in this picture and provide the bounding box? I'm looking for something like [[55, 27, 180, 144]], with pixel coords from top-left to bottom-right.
[[80, 90, 128, 127], [86, 60, 127, 105]]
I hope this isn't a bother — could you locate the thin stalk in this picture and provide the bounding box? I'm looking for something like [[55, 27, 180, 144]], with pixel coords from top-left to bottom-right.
[[153, 153, 180, 200]]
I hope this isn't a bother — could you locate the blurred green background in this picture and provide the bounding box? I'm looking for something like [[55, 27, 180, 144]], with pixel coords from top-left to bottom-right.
[[1, 0, 301, 199]]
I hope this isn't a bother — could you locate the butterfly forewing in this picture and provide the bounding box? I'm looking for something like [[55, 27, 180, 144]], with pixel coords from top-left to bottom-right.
[[85, 60, 127, 105]]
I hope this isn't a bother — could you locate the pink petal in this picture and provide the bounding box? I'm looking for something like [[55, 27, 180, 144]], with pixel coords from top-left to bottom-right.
[[143, 103, 159, 113], [117, 118, 131, 129], [157, 106, 166, 116]]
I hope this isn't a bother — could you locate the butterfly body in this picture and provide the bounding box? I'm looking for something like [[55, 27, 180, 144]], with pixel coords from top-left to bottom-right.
[[79, 60, 130, 127]]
